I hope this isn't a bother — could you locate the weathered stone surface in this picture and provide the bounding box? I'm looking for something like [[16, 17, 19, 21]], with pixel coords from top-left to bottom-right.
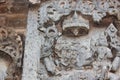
[[0, 0, 5, 3], [6, 15, 27, 28], [29, 0, 120, 80], [10, 2, 28, 14], [0, 4, 8, 13], [0, 0, 28, 80], [22, 8, 41, 80], [0, 0, 119, 80], [0, 0, 28, 33], [0, 27, 23, 80], [0, 16, 6, 27]]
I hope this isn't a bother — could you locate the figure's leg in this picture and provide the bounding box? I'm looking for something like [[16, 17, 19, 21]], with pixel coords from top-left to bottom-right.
[[44, 57, 55, 75], [112, 57, 120, 71]]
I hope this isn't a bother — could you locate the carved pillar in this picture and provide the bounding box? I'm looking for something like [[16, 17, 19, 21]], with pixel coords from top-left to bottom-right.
[[22, 8, 42, 80]]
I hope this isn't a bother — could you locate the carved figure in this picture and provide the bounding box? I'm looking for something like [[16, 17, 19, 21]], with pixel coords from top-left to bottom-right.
[[92, 32, 113, 80], [105, 23, 120, 80], [37, 0, 120, 80], [40, 23, 59, 75]]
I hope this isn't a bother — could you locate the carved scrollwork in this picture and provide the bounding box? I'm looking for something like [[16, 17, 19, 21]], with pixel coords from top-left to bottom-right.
[[38, 0, 120, 24], [0, 27, 23, 80]]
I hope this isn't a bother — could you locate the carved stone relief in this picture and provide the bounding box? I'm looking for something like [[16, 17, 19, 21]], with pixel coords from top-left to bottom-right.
[[0, 27, 23, 80], [37, 0, 120, 80]]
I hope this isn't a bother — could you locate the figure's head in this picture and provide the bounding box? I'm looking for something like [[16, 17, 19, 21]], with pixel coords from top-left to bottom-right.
[[62, 12, 89, 37]]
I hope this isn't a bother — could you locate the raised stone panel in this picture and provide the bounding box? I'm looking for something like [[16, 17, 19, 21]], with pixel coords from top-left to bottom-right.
[[22, 8, 42, 80], [22, 0, 120, 80]]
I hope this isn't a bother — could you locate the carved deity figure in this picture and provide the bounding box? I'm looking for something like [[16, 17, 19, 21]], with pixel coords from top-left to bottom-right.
[[38, 0, 120, 80], [92, 32, 113, 80], [54, 12, 93, 71], [40, 23, 59, 75]]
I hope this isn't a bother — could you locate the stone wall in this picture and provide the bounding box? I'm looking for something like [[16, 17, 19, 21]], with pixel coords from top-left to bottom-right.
[[0, 0, 28, 34]]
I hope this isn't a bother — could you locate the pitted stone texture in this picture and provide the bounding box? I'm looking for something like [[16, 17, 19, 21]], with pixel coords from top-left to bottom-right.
[[22, 0, 120, 80], [22, 9, 42, 80]]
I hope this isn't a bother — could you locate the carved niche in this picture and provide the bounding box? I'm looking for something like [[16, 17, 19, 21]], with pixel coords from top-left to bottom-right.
[[38, 0, 120, 80], [0, 27, 23, 80]]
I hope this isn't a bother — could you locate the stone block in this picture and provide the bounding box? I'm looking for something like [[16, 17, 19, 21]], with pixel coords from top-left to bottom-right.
[[0, 16, 6, 27], [10, 6, 28, 14], [10, 2, 28, 14], [0, 4, 8, 13], [6, 15, 27, 28]]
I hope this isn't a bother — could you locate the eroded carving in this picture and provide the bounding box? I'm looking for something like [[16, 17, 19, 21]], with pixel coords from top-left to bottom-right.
[[38, 0, 120, 80], [0, 27, 23, 80], [38, 0, 120, 23]]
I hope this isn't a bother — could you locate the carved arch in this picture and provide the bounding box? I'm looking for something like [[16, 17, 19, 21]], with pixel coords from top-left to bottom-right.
[[0, 27, 23, 80]]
